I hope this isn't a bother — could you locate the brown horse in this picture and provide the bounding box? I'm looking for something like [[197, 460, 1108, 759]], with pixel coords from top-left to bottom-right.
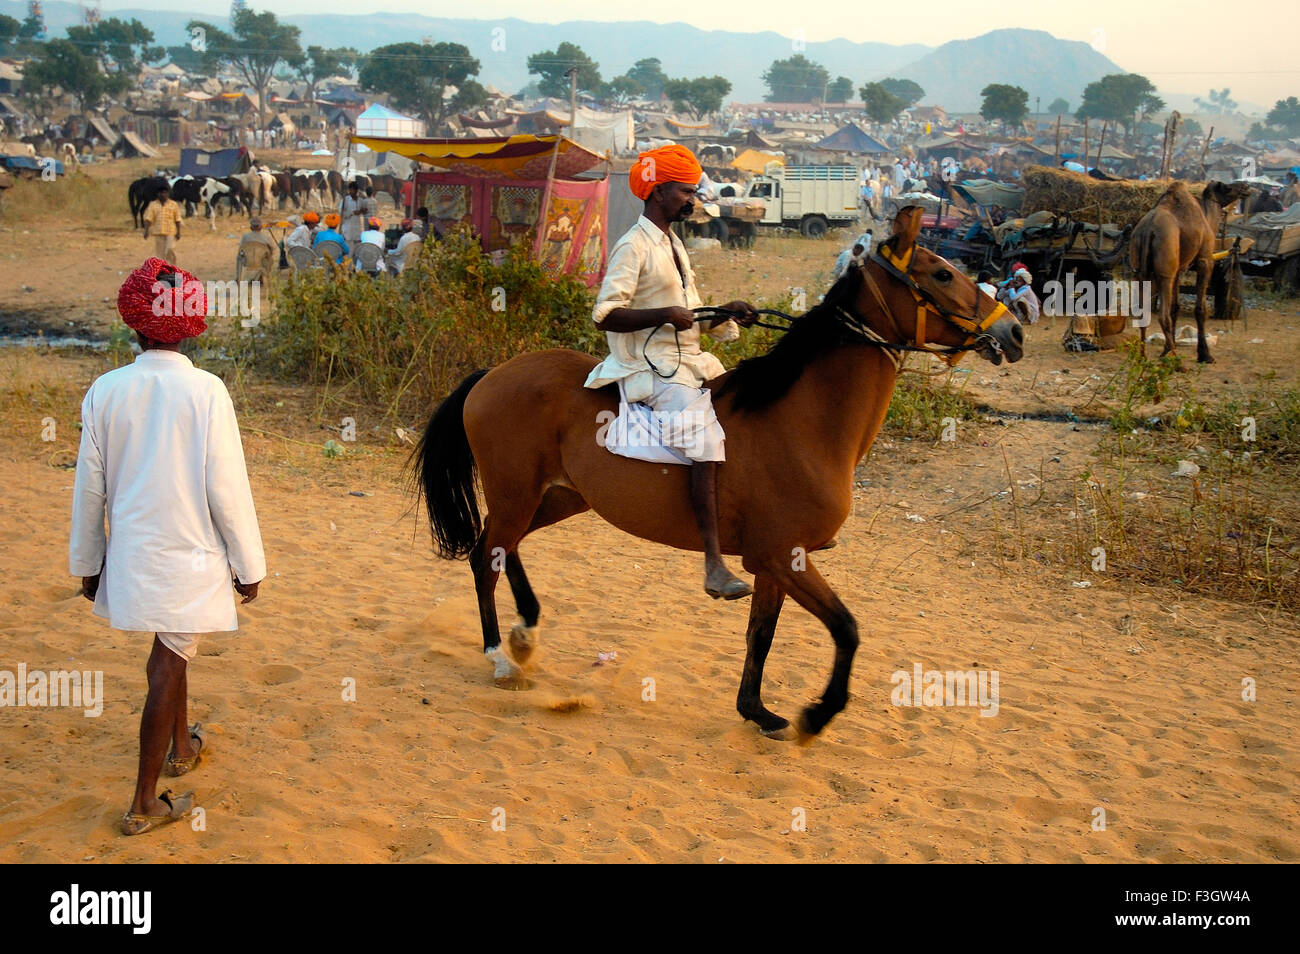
[[1130, 180, 1250, 363], [413, 207, 1024, 740]]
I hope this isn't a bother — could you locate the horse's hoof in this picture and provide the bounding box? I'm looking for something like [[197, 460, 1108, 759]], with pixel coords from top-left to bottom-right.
[[493, 673, 534, 691], [760, 722, 797, 741], [508, 622, 539, 665]]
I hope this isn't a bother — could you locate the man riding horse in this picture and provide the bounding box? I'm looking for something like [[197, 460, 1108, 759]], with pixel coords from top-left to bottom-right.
[[584, 144, 758, 600]]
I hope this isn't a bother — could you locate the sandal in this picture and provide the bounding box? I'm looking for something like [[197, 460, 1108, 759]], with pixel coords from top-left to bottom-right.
[[165, 723, 205, 777], [120, 790, 193, 836]]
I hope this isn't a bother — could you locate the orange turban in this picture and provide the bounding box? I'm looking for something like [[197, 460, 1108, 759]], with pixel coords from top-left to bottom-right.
[[324, 212, 341, 228], [629, 144, 703, 201]]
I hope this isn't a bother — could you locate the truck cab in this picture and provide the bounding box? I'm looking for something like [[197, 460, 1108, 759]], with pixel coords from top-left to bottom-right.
[[746, 176, 783, 225]]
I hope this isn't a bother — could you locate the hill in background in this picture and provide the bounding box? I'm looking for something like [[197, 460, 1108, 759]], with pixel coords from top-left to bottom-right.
[[4, 4, 1129, 111]]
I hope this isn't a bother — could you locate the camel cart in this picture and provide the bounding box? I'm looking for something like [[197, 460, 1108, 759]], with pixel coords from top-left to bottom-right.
[[1224, 205, 1300, 295]]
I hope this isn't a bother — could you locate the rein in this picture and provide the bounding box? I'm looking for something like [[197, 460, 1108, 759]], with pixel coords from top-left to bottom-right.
[[692, 247, 1009, 372]]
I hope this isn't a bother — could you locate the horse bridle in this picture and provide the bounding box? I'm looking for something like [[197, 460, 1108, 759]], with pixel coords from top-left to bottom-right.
[[852, 243, 1010, 369], [693, 243, 1010, 372]]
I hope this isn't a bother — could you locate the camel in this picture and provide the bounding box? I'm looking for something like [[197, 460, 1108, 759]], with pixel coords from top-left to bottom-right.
[[1129, 180, 1250, 363]]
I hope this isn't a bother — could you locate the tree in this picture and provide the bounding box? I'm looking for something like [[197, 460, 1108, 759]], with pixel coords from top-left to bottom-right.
[[826, 76, 854, 104], [980, 84, 1029, 126], [358, 42, 480, 128], [164, 44, 217, 77], [761, 54, 828, 103], [527, 42, 601, 98], [450, 78, 490, 116], [1265, 97, 1300, 136], [859, 82, 905, 124], [188, 9, 304, 131], [625, 58, 667, 100], [23, 39, 111, 109], [297, 45, 357, 104], [601, 75, 643, 106], [879, 77, 924, 107], [1194, 88, 1237, 115], [0, 14, 20, 52], [1047, 97, 1069, 115], [66, 17, 162, 95], [663, 75, 731, 121], [1076, 73, 1163, 140], [1181, 117, 1204, 139]]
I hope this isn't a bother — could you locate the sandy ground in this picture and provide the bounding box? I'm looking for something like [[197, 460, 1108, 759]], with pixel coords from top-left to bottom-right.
[[1, 155, 1298, 863]]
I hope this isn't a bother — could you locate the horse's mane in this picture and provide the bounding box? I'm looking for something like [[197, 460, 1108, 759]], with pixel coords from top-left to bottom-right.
[[717, 262, 867, 413]]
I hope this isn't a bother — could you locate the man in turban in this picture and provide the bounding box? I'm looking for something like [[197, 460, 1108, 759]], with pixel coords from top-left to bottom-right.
[[313, 212, 350, 258], [585, 144, 758, 600], [70, 259, 266, 835]]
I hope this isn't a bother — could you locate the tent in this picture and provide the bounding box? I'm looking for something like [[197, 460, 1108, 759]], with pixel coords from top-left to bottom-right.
[[114, 131, 160, 159], [178, 146, 250, 177], [745, 129, 778, 150], [731, 148, 784, 175], [950, 179, 1025, 213], [319, 86, 365, 105], [269, 112, 297, 139], [349, 133, 606, 180], [87, 115, 119, 147], [355, 103, 424, 139], [356, 134, 610, 285], [813, 123, 888, 154]]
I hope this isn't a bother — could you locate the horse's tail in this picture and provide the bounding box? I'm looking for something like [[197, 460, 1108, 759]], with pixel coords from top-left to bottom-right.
[[411, 369, 490, 559]]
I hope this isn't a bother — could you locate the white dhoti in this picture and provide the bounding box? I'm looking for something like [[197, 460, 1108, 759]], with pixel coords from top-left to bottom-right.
[[603, 377, 726, 465]]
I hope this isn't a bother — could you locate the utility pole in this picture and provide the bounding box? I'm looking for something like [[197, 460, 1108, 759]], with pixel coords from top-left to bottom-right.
[[568, 66, 578, 133]]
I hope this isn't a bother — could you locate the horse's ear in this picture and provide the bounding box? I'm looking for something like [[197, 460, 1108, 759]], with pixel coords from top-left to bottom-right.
[[890, 205, 924, 254]]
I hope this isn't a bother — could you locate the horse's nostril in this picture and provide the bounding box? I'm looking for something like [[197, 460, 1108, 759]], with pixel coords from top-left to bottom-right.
[[1012, 323, 1025, 345]]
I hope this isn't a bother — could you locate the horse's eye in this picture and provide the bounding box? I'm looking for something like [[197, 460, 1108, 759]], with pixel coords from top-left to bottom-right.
[[934, 269, 953, 283]]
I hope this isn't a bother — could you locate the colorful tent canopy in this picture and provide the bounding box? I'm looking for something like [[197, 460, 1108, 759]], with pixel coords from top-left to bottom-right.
[[348, 134, 606, 180]]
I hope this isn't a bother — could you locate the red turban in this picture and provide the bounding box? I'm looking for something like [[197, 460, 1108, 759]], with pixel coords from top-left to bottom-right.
[[629, 144, 703, 201], [117, 258, 207, 343]]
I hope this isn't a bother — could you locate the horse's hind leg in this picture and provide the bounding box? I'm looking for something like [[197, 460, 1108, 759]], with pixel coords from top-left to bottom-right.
[[469, 510, 536, 691], [504, 554, 540, 665], [736, 573, 794, 740], [505, 486, 591, 666]]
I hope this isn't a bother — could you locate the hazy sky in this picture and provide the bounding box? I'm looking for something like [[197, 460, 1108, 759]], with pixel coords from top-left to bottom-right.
[[99, 0, 1297, 107]]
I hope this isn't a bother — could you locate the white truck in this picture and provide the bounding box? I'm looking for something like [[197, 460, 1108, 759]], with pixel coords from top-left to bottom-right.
[[703, 164, 861, 244]]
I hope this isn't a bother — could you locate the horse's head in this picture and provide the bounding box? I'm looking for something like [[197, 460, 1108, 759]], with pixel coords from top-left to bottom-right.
[[852, 205, 1024, 366]]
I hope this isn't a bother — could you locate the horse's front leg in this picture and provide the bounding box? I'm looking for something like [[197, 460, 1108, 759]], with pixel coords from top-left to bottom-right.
[[735, 572, 792, 739], [774, 560, 858, 739]]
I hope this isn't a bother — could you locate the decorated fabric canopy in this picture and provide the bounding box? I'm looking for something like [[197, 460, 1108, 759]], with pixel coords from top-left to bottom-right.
[[348, 134, 605, 180]]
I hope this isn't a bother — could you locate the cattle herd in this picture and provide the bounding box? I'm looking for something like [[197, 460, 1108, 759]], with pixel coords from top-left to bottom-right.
[[126, 166, 408, 230]]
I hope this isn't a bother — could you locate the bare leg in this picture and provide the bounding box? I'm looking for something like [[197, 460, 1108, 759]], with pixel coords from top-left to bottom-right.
[[689, 461, 752, 600], [131, 636, 188, 816]]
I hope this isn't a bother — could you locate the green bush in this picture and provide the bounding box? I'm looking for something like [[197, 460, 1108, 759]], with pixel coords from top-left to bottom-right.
[[251, 227, 601, 417]]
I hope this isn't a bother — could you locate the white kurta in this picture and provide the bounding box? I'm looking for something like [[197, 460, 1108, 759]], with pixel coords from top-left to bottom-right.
[[68, 350, 266, 633], [585, 216, 739, 403]]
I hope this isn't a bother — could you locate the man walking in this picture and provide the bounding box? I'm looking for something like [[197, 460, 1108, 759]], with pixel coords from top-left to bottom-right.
[[142, 182, 182, 265], [70, 259, 266, 835]]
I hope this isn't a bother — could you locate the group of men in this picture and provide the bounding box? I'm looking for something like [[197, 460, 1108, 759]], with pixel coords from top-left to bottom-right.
[[282, 205, 428, 273]]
